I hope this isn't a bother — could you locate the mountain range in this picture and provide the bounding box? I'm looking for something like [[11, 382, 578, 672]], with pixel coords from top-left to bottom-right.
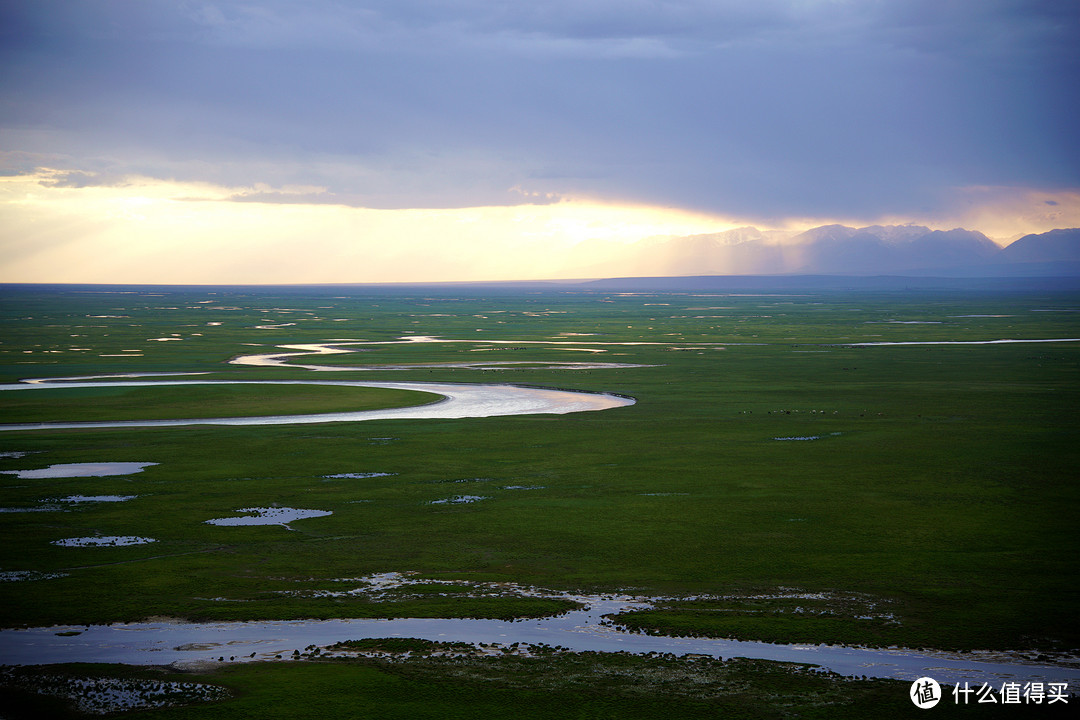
[[565, 226, 1080, 278]]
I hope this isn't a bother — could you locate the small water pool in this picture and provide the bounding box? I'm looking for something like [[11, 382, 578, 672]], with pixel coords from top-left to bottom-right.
[[204, 507, 333, 526], [1, 462, 157, 479]]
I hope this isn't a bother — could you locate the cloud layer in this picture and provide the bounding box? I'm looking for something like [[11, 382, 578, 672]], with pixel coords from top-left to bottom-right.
[[1, 2, 1078, 282], [3, 1, 1077, 218]]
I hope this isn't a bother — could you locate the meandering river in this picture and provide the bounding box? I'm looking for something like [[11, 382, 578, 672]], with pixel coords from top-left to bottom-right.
[[1, 596, 1077, 687], [0, 378, 633, 431]]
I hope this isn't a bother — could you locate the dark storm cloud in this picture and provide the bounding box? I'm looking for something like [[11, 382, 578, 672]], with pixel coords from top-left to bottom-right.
[[1, 1, 1077, 218]]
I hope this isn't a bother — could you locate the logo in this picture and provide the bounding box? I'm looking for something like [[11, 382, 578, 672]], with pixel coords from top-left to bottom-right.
[[911, 677, 942, 709]]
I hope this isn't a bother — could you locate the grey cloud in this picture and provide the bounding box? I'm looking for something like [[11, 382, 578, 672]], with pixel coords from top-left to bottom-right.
[[222, 185, 562, 209], [1, 1, 1077, 220], [0, 1, 989, 56], [221, 191, 339, 206], [188, 1, 786, 46], [0, 159, 132, 189], [36, 170, 131, 189]]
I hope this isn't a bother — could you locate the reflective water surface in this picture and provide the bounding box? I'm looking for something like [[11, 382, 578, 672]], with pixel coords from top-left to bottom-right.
[[204, 507, 333, 527], [0, 462, 157, 478], [1, 595, 1077, 687], [0, 379, 633, 431]]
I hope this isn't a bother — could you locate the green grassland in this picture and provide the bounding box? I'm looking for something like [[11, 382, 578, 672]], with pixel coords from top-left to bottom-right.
[[0, 384, 440, 423], [1, 284, 1078, 716], [9, 652, 1066, 720]]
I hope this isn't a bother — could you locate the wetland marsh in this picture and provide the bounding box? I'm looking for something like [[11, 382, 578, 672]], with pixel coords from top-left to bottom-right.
[[1, 283, 1078, 716]]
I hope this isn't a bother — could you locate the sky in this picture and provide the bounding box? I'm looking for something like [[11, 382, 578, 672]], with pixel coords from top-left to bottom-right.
[[1, 0, 1078, 283]]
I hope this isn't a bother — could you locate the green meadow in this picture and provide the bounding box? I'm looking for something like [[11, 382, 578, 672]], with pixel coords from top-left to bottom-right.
[[1, 283, 1078, 716], [0, 384, 440, 424]]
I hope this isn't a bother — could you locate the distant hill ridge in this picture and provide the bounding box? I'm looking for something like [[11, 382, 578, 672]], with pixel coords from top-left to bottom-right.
[[615, 226, 1080, 277]]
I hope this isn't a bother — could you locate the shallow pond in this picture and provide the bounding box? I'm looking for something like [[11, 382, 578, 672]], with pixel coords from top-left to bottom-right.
[[204, 507, 333, 526], [0, 570, 68, 582], [429, 495, 488, 505], [0, 462, 157, 479], [323, 472, 395, 479], [50, 536, 156, 547]]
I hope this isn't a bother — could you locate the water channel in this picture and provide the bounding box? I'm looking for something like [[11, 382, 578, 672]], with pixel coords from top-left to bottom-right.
[[0, 378, 634, 432], [1, 595, 1077, 687]]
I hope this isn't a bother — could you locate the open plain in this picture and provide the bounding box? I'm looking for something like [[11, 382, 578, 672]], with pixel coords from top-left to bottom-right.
[[1, 283, 1078, 717]]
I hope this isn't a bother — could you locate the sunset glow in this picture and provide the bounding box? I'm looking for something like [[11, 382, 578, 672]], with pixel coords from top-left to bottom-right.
[[0, 173, 747, 283]]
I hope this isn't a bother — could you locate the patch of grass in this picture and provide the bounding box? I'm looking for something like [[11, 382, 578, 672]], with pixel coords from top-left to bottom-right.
[[0, 655, 1013, 720], [0, 384, 439, 423], [328, 637, 475, 655]]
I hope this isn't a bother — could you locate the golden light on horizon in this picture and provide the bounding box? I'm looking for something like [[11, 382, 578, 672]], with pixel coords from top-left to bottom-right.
[[2, 172, 1077, 284], [0, 173, 742, 284]]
